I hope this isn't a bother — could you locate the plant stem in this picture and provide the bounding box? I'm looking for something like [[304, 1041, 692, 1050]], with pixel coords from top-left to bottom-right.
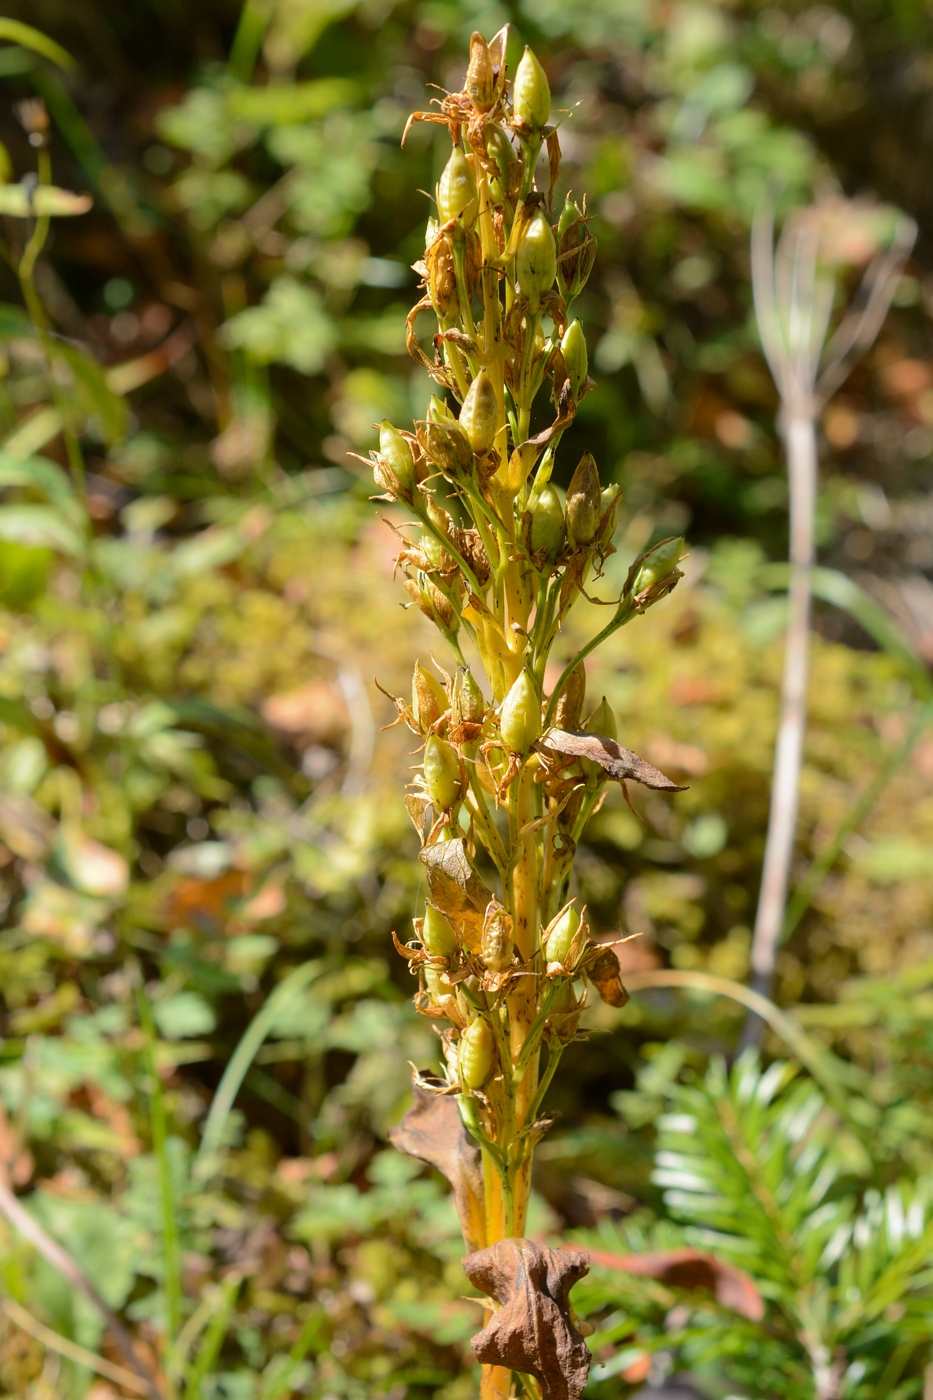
[[745, 410, 816, 1031]]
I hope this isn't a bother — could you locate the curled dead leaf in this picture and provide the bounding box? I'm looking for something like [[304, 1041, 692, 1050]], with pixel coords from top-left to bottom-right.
[[388, 1077, 485, 1252], [585, 946, 629, 1008], [585, 1246, 765, 1322], [538, 729, 687, 792], [419, 838, 493, 950], [463, 1237, 591, 1400]]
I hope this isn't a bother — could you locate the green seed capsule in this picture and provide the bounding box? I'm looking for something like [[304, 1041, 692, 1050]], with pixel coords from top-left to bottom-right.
[[486, 126, 515, 183], [556, 196, 597, 299], [419, 418, 474, 477], [553, 663, 586, 730], [420, 532, 453, 573], [427, 395, 455, 424], [566, 453, 601, 546], [499, 670, 542, 754], [424, 734, 462, 810], [512, 47, 550, 129], [630, 536, 685, 595], [421, 903, 459, 958], [516, 209, 557, 304], [560, 320, 588, 400], [529, 484, 564, 563], [437, 147, 478, 227], [543, 904, 581, 964], [412, 662, 447, 732], [585, 695, 616, 741], [453, 667, 485, 725], [377, 421, 415, 496], [481, 899, 513, 972], [459, 1016, 494, 1089], [459, 368, 498, 455]]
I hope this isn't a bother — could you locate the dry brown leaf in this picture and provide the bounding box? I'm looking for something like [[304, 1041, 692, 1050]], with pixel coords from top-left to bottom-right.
[[388, 1078, 486, 1252], [586, 946, 629, 1008], [539, 729, 688, 792], [463, 1237, 591, 1400], [418, 838, 492, 949], [586, 1246, 765, 1322]]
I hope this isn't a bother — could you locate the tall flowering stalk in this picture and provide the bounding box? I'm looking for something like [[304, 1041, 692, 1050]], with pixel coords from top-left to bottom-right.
[[373, 30, 685, 1399]]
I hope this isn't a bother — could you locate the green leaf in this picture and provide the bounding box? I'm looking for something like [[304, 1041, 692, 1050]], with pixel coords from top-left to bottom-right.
[[54, 344, 128, 444], [153, 991, 218, 1040], [0, 504, 83, 554], [226, 77, 359, 126], [223, 276, 337, 374]]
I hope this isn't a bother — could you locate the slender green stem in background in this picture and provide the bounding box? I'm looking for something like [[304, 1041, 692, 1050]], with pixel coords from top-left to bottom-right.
[[136, 981, 183, 1399], [623, 969, 867, 1126], [782, 700, 933, 942], [194, 960, 324, 1175]]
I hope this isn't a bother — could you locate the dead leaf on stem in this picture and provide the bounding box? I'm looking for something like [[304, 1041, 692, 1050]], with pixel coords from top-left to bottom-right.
[[463, 1237, 591, 1400], [419, 838, 493, 950], [388, 1078, 486, 1252], [538, 730, 688, 792]]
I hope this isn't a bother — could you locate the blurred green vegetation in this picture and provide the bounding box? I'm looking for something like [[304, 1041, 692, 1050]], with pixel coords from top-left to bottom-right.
[[0, 0, 930, 1396]]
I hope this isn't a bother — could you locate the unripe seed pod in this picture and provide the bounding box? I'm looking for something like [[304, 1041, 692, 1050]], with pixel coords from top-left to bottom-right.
[[459, 368, 497, 455], [412, 662, 447, 732], [429, 582, 457, 631], [419, 418, 474, 477], [426, 233, 457, 318], [566, 453, 601, 546], [466, 32, 495, 111], [499, 670, 542, 754], [425, 216, 438, 249], [453, 667, 485, 725], [486, 126, 515, 184], [599, 485, 621, 546], [516, 210, 557, 304], [560, 320, 588, 400], [427, 395, 455, 424], [481, 899, 513, 972], [529, 484, 564, 563], [459, 1016, 494, 1089], [557, 196, 597, 299], [630, 536, 685, 595], [513, 47, 550, 129], [585, 695, 616, 741], [424, 735, 462, 809], [554, 663, 586, 730], [378, 421, 415, 496], [543, 904, 581, 964], [421, 902, 459, 958], [420, 531, 454, 573], [437, 147, 477, 227]]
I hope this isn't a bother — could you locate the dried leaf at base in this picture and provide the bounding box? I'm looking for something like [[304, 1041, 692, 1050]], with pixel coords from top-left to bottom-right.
[[463, 1237, 591, 1400]]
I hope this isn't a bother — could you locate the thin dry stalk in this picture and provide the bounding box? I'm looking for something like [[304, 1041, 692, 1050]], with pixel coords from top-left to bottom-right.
[[0, 1176, 164, 1400], [745, 197, 915, 1033]]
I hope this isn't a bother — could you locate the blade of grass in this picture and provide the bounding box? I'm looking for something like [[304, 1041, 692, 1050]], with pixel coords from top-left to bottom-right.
[[0, 20, 74, 70], [258, 1308, 328, 1400], [623, 969, 868, 1124], [782, 699, 933, 942], [193, 960, 325, 1178], [181, 1276, 241, 1400], [136, 980, 183, 1400], [758, 563, 933, 702], [1, 1297, 151, 1395], [0, 1185, 163, 1398]]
